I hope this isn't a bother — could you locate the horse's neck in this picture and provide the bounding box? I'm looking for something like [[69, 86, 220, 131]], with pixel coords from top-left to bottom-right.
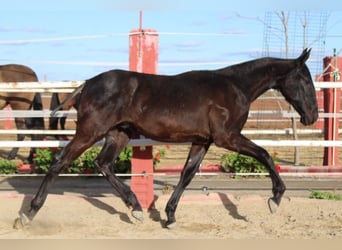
[[215, 67, 273, 101], [216, 59, 294, 101]]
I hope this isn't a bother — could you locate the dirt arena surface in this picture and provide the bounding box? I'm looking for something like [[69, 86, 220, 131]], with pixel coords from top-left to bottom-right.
[[0, 192, 341, 239]]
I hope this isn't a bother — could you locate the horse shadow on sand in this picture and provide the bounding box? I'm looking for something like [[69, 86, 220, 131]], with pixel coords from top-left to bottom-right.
[[217, 192, 248, 221], [3, 177, 247, 227], [3, 176, 136, 225]]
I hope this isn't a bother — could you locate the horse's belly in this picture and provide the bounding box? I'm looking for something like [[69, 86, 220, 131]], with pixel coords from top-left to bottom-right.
[[135, 116, 211, 143]]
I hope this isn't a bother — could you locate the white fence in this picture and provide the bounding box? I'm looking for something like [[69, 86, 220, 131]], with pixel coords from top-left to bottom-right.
[[0, 81, 341, 149]]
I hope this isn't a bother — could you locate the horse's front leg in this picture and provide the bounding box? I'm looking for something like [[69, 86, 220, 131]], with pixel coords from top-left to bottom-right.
[[165, 143, 210, 229], [216, 133, 286, 213]]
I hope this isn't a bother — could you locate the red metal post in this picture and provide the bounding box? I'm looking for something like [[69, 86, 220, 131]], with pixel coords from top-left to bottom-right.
[[4, 104, 13, 130], [129, 27, 158, 209], [323, 55, 342, 166], [315, 74, 324, 130]]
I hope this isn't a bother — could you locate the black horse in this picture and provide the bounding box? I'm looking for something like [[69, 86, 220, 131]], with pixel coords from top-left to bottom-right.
[[0, 64, 45, 163], [14, 49, 318, 229]]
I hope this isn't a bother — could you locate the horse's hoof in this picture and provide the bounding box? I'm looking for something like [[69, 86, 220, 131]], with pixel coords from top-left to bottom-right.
[[131, 210, 144, 222], [13, 213, 30, 230], [165, 222, 178, 230], [268, 198, 278, 214]]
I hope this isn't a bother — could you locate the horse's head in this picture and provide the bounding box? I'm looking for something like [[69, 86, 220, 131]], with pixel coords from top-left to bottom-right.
[[278, 48, 318, 125]]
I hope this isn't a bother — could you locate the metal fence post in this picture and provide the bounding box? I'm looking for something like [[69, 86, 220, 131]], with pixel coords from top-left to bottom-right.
[[128, 16, 158, 209], [323, 52, 341, 166]]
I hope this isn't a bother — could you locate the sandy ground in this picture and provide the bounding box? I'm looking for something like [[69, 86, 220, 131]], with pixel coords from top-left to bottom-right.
[[0, 192, 341, 239]]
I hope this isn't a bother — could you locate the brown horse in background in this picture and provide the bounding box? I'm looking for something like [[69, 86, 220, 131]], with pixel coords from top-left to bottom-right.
[[0, 64, 45, 163]]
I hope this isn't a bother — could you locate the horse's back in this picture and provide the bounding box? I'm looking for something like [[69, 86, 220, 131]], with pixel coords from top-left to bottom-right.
[[81, 69, 237, 108], [0, 64, 38, 82]]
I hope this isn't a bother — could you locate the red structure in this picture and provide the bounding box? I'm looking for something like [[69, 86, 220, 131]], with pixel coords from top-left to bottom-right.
[[4, 104, 13, 130], [323, 55, 342, 166], [315, 74, 324, 130], [129, 21, 158, 209]]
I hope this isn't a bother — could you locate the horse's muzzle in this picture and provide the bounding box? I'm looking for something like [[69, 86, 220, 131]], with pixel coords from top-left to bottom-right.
[[300, 111, 318, 126]]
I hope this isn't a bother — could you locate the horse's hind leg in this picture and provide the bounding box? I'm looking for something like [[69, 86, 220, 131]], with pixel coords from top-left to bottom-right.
[[13, 133, 100, 229], [94, 129, 143, 222], [165, 143, 210, 229]]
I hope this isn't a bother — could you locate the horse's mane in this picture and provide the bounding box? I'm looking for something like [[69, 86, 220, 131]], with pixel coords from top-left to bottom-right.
[[215, 57, 297, 79]]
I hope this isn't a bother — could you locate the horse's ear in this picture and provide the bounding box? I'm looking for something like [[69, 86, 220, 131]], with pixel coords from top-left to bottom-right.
[[297, 48, 311, 65]]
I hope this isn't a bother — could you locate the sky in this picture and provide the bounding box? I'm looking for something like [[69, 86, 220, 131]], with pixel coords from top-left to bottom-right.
[[1, 0, 342, 81]]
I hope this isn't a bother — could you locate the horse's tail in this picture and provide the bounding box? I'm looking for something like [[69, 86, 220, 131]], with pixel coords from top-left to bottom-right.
[[50, 82, 85, 117]]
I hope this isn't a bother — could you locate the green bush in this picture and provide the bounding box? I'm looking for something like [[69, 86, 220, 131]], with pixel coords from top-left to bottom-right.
[[0, 159, 18, 174], [34, 146, 133, 174], [220, 153, 268, 174], [76, 147, 100, 174], [1, 145, 167, 175], [220, 151, 280, 175], [34, 147, 57, 173], [112, 147, 132, 174], [309, 190, 342, 200]]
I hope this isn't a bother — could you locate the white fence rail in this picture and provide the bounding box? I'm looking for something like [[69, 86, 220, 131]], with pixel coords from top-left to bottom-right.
[[0, 139, 341, 148], [0, 81, 84, 93], [0, 81, 341, 149]]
